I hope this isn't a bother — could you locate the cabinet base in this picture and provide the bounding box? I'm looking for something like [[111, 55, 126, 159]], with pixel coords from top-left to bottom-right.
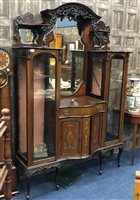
[[98, 142, 124, 175], [19, 162, 61, 200]]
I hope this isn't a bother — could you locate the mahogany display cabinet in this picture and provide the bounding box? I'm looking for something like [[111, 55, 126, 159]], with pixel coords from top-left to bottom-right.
[[87, 51, 129, 144], [12, 3, 130, 199]]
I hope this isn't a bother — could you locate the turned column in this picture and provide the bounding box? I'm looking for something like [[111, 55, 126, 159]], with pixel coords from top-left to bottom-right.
[[1, 108, 12, 200]]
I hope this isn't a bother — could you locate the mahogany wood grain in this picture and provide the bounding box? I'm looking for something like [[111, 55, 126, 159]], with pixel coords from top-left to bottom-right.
[[0, 108, 12, 200]]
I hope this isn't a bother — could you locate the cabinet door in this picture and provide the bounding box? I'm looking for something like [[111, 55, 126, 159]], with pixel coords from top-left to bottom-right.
[[32, 52, 57, 161], [106, 55, 124, 142], [90, 113, 103, 153], [58, 118, 82, 158]]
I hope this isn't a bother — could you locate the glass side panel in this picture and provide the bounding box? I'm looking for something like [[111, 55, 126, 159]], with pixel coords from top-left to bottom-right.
[[61, 50, 84, 95], [33, 53, 56, 160], [90, 58, 103, 96], [89, 53, 106, 97], [106, 57, 124, 142], [17, 58, 27, 157]]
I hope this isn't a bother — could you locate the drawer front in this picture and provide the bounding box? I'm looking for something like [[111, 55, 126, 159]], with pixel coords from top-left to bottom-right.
[[59, 103, 105, 118]]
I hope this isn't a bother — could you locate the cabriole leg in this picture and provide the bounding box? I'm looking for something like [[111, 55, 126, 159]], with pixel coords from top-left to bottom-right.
[[55, 167, 59, 190], [99, 151, 103, 175], [26, 176, 30, 200], [117, 146, 124, 167]]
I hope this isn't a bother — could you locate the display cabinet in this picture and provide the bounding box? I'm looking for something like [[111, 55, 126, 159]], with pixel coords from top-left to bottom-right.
[[12, 3, 130, 199], [13, 48, 62, 166], [87, 51, 129, 144], [87, 51, 129, 172]]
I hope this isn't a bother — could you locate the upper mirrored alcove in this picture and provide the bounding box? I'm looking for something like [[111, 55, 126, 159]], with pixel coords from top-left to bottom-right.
[[13, 3, 110, 49], [48, 16, 85, 95], [13, 3, 111, 95]]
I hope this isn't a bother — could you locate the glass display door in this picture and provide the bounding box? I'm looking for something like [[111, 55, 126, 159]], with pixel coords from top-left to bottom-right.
[[33, 53, 56, 160], [106, 56, 124, 142], [15, 50, 59, 163]]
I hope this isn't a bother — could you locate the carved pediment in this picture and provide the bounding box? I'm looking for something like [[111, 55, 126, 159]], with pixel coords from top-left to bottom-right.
[[13, 12, 53, 46], [13, 3, 110, 49]]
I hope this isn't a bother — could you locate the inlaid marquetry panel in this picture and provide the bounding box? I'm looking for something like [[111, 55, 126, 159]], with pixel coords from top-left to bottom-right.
[[82, 118, 90, 156], [59, 118, 82, 157]]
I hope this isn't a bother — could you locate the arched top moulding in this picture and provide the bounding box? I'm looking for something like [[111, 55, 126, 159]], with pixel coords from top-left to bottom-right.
[[13, 2, 110, 49]]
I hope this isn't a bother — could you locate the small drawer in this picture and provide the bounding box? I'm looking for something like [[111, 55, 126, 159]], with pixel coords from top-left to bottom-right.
[[95, 104, 105, 112], [62, 109, 70, 116], [59, 103, 105, 118]]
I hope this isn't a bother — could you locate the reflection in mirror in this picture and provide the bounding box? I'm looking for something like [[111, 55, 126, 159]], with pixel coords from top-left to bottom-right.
[[106, 57, 124, 142], [61, 50, 84, 95], [19, 29, 34, 44], [91, 59, 103, 96], [89, 53, 107, 98], [50, 17, 84, 95]]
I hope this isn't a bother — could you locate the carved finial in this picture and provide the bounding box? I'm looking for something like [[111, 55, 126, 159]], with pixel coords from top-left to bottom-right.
[[1, 108, 10, 117]]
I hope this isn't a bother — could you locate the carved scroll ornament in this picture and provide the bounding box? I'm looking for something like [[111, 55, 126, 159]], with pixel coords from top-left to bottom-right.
[[13, 3, 110, 49]]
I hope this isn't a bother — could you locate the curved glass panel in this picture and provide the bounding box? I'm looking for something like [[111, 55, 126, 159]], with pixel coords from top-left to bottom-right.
[[90, 58, 103, 96], [106, 57, 124, 142], [33, 53, 56, 160], [17, 57, 27, 158], [88, 52, 107, 98]]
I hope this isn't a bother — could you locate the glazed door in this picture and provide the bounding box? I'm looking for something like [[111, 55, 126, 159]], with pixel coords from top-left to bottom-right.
[[58, 118, 82, 158], [15, 50, 59, 164], [32, 52, 57, 161], [106, 55, 124, 142]]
